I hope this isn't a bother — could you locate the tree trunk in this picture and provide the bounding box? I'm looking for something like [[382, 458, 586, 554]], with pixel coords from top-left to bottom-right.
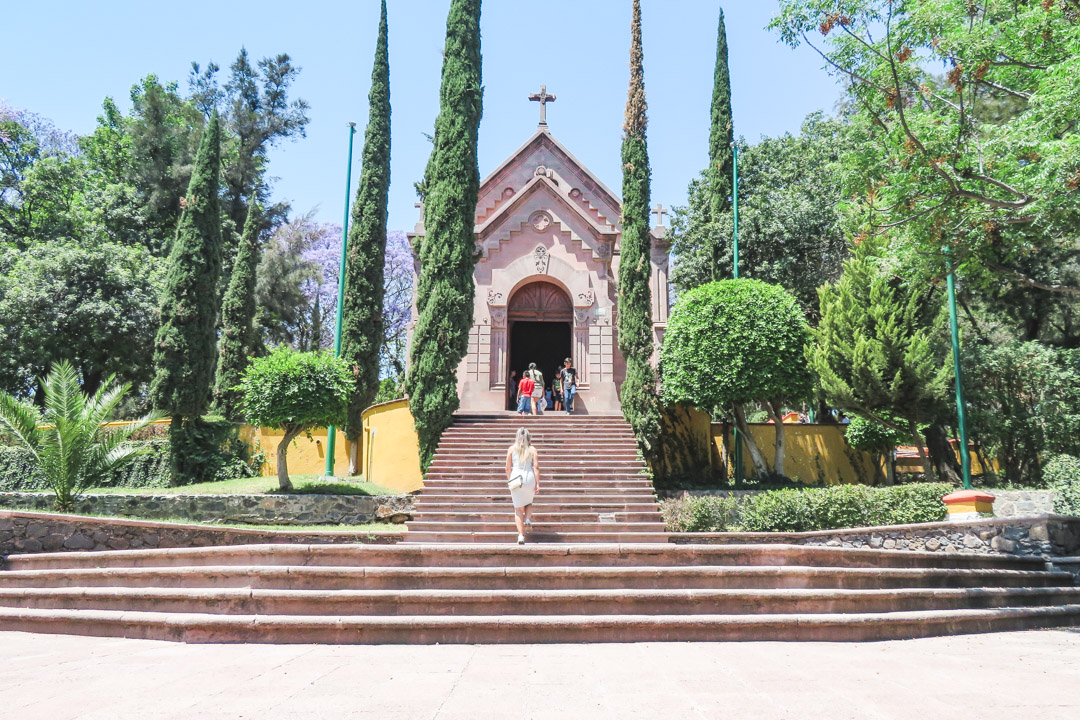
[[733, 404, 769, 481], [886, 449, 896, 486], [277, 426, 302, 492], [719, 421, 732, 484], [346, 431, 362, 477], [925, 424, 962, 483], [909, 419, 936, 482], [765, 400, 786, 478]]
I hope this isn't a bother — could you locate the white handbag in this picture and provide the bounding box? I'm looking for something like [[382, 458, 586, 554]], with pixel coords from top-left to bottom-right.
[[508, 470, 525, 491]]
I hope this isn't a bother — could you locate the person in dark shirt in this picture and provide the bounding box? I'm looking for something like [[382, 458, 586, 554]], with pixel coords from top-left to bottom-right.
[[559, 357, 578, 414]]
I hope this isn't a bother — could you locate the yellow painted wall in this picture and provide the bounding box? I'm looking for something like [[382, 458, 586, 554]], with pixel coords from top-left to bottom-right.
[[358, 399, 424, 493], [246, 425, 353, 478], [711, 423, 880, 485]]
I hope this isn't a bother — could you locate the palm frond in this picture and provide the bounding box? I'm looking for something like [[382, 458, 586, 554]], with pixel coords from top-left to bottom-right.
[[0, 393, 43, 454]]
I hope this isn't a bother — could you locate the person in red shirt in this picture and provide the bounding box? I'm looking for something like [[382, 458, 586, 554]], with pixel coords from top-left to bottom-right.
[[516, 374, 534, 415]]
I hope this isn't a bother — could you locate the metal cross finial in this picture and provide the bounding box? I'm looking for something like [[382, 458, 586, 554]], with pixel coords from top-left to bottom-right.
[[529, 84, 557, 126], [652, 203, 668, 227]]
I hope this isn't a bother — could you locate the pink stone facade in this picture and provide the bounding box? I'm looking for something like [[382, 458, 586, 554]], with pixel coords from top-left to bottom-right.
[[410, 128, 670, 414]]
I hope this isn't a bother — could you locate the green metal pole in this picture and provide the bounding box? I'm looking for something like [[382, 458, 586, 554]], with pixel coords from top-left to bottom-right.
[[325, 122, 357, 478], [731, 142, 744, 483], [945, 250, 972, 489]]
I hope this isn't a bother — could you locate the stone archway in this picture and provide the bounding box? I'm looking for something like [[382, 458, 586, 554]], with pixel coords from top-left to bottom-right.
[[507, 281, 573, 396]]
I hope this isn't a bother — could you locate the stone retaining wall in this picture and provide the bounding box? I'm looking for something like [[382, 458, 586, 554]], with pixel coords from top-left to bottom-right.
[[658, 488, 1056, 518], [0, 492, 414, 526], [673, 515, 1080, 559], [0, 510, 403, 558]]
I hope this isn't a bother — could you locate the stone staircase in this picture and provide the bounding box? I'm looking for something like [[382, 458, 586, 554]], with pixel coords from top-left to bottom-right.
[[0, 544, 1077, 643], [407, 414, 668, 543]]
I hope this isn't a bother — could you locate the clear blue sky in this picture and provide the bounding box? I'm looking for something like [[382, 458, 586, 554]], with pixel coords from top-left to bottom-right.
[[1, 1, 840, 232]]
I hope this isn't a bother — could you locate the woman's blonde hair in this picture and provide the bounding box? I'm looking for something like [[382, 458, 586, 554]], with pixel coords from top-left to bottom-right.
[[511, 427, 532, 465]]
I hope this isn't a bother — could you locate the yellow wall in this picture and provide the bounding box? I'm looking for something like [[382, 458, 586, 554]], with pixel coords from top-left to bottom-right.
[[357, 399, 424, 493], [245, 425, 353, 479], [711, 423, 880, 485]]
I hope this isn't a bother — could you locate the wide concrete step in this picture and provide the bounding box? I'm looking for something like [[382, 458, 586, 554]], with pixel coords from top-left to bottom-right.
[[420, 480, 655, 490], [3, 605, 1078, 644], [412, 512, 666, 523], [10, 544, 1049, 572], [414, 487, 653, 497], [406, 522, 669, 534], [4, 586, 1078, 618], [412, 495, 658, 506], [0, 564, 1069, 592], [412, 501, 663, 514], [403, 532, 677, 544]]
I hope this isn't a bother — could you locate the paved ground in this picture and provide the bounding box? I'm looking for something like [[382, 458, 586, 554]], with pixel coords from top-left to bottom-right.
[[2, 629, 1078, 719]]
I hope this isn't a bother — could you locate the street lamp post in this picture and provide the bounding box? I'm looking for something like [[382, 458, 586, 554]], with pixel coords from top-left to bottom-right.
[[325, 122, 357, 478], [945, 250, 972, 489], [731, 142, 744, 483]]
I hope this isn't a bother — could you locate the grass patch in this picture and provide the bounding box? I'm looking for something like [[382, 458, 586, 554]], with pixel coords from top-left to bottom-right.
[[86, 474, 399, 497]]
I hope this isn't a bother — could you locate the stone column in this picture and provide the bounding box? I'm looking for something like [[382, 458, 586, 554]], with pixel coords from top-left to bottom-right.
[[573, 309, 590, 385], [490, 308, 508, 390]]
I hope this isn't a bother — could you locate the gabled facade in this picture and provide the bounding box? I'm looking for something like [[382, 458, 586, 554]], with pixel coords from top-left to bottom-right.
[[410, 125, 670, 414]]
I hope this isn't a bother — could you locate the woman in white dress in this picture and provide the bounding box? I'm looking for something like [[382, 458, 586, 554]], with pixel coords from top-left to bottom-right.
[[505, 427, 540, 544]]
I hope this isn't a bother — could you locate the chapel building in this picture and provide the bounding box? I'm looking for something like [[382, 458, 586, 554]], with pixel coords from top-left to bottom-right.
[[409, 95, 671, 415]]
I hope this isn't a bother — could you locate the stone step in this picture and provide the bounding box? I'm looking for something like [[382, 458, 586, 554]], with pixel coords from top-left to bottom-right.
[[3, 605, 1078, 644], [402, 532, 676, 544], [6, 543, 1051, 572], [3, 586, 1078, 618], [0, 564, 1068, 591], [420, 478, 654, 488], [406, 522, 669, 534], [413, 486, 653, 497], [411, 512, 666, 523]]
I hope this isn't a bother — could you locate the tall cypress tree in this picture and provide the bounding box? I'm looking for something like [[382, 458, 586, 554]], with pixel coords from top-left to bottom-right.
[[341, 0, 391, 474], [708, 6, 734, 280], [619, 0, 661, 458], [213, 201, 262, 421], [405, 0, 483, 471], [149, 111, 224, 483]]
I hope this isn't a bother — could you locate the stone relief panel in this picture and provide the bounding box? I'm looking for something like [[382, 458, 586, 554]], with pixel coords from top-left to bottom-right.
[[533, 244, 550, 274], [595, 243, 612, 259], [489, 307, 507, 327], [576, 289, 595, 307], [487, 289, 504, 306]]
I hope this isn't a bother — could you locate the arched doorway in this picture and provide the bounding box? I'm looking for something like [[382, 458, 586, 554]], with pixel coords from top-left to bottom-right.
[[508, 281, 572, 394]]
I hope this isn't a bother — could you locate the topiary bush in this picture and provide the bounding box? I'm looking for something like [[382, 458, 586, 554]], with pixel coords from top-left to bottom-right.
[[1044, 454, 1080, 517]]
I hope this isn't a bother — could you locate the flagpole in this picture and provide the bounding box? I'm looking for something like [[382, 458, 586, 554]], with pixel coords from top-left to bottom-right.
[[325, 122, 357, 477]]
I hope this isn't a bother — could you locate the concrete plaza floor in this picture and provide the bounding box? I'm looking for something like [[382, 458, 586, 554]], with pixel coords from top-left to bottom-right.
[[2, 629, 1078, 719]]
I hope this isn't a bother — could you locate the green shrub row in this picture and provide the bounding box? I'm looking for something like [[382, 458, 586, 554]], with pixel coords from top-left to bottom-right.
[[663, 483, 954, 533], [1044, 454, 1080, 517], [0, 428, 261, 492]]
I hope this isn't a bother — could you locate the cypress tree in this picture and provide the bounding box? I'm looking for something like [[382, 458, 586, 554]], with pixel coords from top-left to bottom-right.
[[708, 7, 734, 280], [405, 0, 483, 471], [149, 111, 224, 483], [618, 0, 662, 458], [341, 0, 392, 474], [213, 201, 263, 421]]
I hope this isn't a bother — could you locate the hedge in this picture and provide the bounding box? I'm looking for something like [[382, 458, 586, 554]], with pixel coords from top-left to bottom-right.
[[1044, 454, 1080, 517], [0, 429, 260, 492], [662, 483, 954, 533]]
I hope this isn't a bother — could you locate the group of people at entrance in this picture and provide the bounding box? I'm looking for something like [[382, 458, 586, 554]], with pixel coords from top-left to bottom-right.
[[511, 358, 577, 415]]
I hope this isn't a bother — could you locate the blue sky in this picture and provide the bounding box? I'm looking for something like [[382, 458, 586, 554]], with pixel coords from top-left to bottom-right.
[[1, 1, 841, 232]]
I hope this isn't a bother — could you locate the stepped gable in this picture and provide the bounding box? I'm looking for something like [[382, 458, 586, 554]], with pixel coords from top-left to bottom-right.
[[1, 543, 1078, 643], [407, 413, 667, 543]]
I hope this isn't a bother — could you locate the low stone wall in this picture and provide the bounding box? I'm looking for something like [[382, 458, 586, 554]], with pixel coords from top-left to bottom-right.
[[0, 492, 413, 526], [658, 488, 1057, 518], [0, 510, 403, 558], [673, 515, 1080, 559]]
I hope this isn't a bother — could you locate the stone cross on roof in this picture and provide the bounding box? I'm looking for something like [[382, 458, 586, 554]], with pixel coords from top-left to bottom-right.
[[529, 84, 556, 127], [652, 203, 668, 227]]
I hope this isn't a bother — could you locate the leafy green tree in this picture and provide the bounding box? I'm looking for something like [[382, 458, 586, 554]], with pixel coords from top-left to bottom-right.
[[405, 0, 483, 471], [618, 0, 662, 459], [671, 114, 848, 320], [341, 0, 392, 474], [963, 340, 1080, 485], [706, 6, 734, 280], [0, 239, 163, 401], [662, 279, 813, 479], [810, 234, 950, 479], [238, 348, 352, 491], [771, 0, 1080, 295], [213, 203, 263, 420], [0, 361, 162, 510], [149, 111, 224, 484], [845, 414, 906, 485]]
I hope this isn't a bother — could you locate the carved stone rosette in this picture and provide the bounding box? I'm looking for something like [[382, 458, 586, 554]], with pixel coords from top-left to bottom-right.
[[489, 307, 507, 328]]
